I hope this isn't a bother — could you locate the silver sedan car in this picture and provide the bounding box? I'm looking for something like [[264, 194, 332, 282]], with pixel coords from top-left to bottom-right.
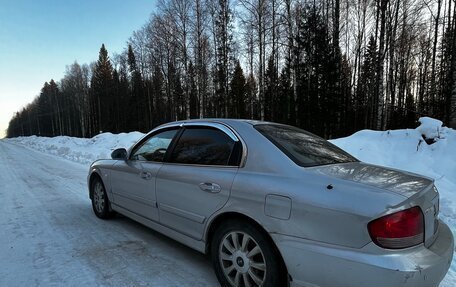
[[88, 119, 453, 287]]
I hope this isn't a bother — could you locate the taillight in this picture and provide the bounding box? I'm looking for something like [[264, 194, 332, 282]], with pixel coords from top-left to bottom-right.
[[368, 206, 424, 249]]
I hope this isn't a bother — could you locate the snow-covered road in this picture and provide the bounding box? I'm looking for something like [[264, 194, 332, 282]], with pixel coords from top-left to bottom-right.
[[0, 141, 218, 287]]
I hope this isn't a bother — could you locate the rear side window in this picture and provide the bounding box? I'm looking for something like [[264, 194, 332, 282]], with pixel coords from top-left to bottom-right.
[[255, 124, 357, 167], [169, 127, 236, 166]]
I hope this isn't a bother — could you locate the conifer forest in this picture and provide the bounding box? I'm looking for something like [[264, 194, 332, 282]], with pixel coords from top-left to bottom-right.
[[7, 0, 456, 139]]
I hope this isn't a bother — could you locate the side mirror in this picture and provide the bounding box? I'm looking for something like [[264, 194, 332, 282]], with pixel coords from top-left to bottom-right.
[[111, 148, 128, 160]]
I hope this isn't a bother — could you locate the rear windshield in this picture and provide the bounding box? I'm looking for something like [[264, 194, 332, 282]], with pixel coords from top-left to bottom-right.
[[255, 124, 358, 167]]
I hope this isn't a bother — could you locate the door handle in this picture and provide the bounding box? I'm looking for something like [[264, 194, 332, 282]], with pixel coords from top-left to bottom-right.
[[140, 171, 152, 180], [199, 182, 221, 193]]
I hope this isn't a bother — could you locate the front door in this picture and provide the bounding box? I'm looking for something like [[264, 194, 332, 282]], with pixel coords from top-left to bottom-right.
[[110, 128, 179, 221], [156, 126, 241, 239]]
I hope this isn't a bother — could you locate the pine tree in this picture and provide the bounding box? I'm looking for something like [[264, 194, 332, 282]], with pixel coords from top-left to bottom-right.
[[356, 36, 377, 130], [167, 62, 185, 120], [214, 0, 234, 117], [152, 64, 166, 124], [188, 61, 199, 118], [90, 44, 114, 134], [37, 82, 53, 136], [48, 80, 62, 135], [264, 55, 279, 121], [245, 73, 258, 119], [405, 92, 417, 127], [111, 69, 121, 133], [127, 44, 147, 131], [295, 4, 340, 137], [277, 64, 293, 125], [229, 60, 246, 118], [340, 54, 354, 135]]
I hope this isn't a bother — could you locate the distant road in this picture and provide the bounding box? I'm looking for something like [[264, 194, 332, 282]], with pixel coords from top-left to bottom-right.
[[0, 141, 217, 286]]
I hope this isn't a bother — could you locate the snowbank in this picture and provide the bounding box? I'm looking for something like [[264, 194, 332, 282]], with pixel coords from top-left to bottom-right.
[[6, 132, 145, 164]]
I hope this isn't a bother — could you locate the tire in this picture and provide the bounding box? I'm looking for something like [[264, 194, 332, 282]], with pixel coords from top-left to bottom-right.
[[91, 177, 115, 219], [210, 220, 286, 287]]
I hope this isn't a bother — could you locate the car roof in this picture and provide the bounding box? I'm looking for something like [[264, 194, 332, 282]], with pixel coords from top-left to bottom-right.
[[158, 118, 277, 128]]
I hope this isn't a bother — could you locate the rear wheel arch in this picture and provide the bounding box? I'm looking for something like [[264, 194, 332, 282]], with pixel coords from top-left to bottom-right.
[[205, 212, 289, 282], [205, 213, 266, 250]]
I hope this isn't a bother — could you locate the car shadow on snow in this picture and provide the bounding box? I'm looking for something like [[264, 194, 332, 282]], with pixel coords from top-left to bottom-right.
[[78, 212, 218, 286]]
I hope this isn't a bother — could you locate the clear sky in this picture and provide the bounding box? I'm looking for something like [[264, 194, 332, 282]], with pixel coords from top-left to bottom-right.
[[0, 0, 156, 138]]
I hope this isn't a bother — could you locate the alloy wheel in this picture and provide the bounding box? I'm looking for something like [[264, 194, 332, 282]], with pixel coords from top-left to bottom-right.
[[93, 181, 105, 213], [219, 231, 267, 287]]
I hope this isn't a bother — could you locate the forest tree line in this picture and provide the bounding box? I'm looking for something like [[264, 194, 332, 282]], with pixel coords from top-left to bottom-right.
[[7, 0, 456, 139]]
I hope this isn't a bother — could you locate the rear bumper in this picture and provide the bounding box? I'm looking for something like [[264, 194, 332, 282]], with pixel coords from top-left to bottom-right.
[[273, 220, 453, 287]]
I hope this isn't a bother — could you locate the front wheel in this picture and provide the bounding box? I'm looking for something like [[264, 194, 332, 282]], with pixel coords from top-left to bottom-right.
[[91, 177, 114, 219], [210, 220, 286, 287]]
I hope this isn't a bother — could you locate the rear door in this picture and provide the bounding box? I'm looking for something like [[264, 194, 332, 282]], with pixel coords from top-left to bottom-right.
[[156, 124, 242, 239], [110, 128, 179, 221]]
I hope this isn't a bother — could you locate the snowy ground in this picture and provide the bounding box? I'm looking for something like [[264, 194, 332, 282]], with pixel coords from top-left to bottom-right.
[[2, 117, 455, 286], [0, 141, 217, 286]]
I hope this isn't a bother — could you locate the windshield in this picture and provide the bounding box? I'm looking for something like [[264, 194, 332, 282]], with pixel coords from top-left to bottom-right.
[[255, 124, 358, 167]]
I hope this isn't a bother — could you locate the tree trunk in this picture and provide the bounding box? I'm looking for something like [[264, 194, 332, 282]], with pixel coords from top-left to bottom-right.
[[430, 0, 442, 115], [375, 0, 388, 130]]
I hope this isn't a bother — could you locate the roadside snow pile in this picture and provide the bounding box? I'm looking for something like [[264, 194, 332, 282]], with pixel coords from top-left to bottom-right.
[[331, 117, 456, 286], [6, 132, 144, 164], [417, 117, 445, 140]]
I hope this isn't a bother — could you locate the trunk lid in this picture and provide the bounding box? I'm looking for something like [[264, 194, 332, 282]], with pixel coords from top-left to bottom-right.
[[307, 162, 439, 246], [307, 162, 433, 197]]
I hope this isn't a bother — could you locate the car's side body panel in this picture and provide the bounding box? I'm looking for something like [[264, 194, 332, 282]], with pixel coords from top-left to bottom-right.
[[109, 160, 162, 221], [156, 163, 237, 240], [212, 169, 407, 248]]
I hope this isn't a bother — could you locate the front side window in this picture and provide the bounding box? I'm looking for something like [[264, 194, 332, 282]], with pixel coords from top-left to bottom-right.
[[255, 124, 357, 167], [169, 127, 235, 166], [131, 129, 178, 162]]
